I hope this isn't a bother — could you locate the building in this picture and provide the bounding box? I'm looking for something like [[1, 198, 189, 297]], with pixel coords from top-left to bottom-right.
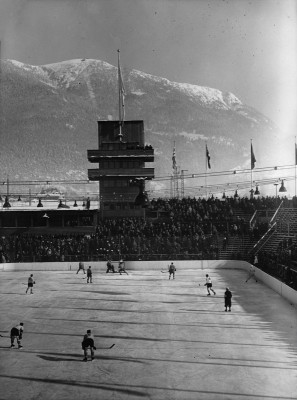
[[88, 120, 154, 218]]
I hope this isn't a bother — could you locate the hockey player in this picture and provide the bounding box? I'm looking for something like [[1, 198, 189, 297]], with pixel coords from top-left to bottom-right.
[[118, 259, 128, 275], [25, 274, 35, 294], [81, 329, 96, 361], [86, 266, 92, 283], [106, 259, 115, 273], [76, 261, 86, 274], [10, 322, 24, 349], [204, 274, 216, 295], [168, 262, 176, 280]]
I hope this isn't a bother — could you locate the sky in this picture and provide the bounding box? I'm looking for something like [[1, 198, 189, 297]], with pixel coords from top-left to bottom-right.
[[0, 0, 296, 136]]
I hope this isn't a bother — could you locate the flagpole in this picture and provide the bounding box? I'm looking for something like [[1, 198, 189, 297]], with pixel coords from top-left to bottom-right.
[[117, 49, 123, 141], [295, 136, 297, 197], [250, 139, 253, 197], [205, 142, 207, 198]]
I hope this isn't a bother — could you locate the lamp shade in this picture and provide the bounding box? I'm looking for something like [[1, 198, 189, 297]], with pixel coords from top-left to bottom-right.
[[279, 180, 287, 193], [37, 198, 43, 207], [255, 186, 260, 195], [3, 196, 11, 208], [134, 191, 150, 207]]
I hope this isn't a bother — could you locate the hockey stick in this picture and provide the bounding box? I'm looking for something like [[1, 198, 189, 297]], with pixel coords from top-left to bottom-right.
[[109, 344, 115, 349]]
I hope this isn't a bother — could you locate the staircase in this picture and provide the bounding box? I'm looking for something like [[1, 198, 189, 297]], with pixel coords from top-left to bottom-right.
[[275, 208, 297, 235], [218, 234, 256, 259], [253, 208, 297, 254]]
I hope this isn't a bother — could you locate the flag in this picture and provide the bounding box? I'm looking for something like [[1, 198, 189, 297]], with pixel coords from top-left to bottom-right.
[[251, 143, 256, 170], [172, 143, 177, 170], [206, 144, 211, 169], [117, 50, 125, 126]]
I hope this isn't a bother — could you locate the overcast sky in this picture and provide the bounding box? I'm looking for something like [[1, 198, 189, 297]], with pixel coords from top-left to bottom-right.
[[0, 0, 296, 135]]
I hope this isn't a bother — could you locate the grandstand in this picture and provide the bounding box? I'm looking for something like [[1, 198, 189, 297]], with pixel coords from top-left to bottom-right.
[[1, 195, 297, 290]]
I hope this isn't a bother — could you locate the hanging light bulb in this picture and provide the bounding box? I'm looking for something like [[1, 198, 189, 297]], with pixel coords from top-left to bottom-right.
[[73, 200, 78, 207]]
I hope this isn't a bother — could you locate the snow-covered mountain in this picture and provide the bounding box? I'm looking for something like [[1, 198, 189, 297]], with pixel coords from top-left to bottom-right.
[[0, 58, 283, 196]]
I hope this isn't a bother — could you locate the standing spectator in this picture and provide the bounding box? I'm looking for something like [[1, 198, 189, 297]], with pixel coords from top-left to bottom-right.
[[76, 261, 85, 274], [204, 274, 216, 295], [86, 266, 92, 283], [168, 262, 176, 280], [222, 236, 227, 250], [10, 322, 24, 349], [224, 288, 232, 312], [25, 274, 35, 294], [254, 254, 259, 268], [81, 329, 96, 361]]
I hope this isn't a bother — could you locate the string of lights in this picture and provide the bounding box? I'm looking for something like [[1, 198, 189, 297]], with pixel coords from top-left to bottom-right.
[[1, 162, 295, 186], [0, 162, 295, 200]]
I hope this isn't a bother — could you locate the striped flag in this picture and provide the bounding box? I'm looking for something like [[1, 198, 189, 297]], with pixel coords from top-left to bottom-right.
[[251, 143, 256, 170], [206, 144, 211, 169]]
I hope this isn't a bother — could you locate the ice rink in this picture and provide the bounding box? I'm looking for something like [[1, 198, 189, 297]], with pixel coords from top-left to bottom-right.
[[0, 267, 297, 400]]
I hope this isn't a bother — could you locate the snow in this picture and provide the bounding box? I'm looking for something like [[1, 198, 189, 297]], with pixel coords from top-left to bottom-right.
[[131, 67, 242, 110], [8, 60, 57, 88], [131, 90, 146, 96], [9, 58, 249, 117], [43, 59, 115, 88]]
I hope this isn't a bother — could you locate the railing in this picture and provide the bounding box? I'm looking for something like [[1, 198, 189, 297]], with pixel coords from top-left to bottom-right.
[[249, 221, 277, 255], [270, 200, 283, 225], [88, 148, 154, 161], [88, 167, 155, 179], [249, 210, 257, 228]]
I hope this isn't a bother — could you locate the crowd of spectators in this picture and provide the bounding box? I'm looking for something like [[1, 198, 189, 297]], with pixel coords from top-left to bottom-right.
[[0, 195, 293, 264], [257, 247, 297, 290]]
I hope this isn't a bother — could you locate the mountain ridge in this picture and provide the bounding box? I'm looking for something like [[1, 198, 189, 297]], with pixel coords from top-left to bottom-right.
[[0, 58, 283, 196]]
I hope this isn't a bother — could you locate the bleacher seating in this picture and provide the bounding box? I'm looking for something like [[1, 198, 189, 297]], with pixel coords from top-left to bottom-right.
[[1, 195, 297, 289]]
